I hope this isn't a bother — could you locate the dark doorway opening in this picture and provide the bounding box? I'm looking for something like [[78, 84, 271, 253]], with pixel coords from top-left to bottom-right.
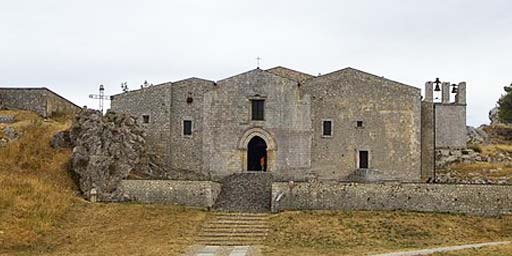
[[359, 150, 369, 169], [247, 136, 267, 171]]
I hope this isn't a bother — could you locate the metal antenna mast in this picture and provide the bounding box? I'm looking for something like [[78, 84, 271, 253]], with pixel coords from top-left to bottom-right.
[[89, 84, 111, 114]]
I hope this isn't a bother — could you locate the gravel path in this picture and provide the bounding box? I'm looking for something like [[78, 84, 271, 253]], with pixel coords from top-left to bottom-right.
[[372, 241, 510, 256]]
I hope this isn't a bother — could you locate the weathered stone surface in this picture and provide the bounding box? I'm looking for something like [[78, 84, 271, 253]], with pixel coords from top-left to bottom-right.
[[3, 127, 19, 141], [489, 106, 501, 125], [213, 172, 272, 212], [70, 109, 151, 201], [111, 67, 436, 183], [0, 87, 79, 117], [118, 180, 221, 208], [0, 115, 15, 123], [50, 130, 72, 149], [272, 181, 512, 216], [466, 126, 488, 144]]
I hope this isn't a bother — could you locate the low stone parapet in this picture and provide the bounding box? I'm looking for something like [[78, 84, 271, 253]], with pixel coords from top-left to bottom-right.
[[119, 180, 221, 208], [272, 182, 512, 216]]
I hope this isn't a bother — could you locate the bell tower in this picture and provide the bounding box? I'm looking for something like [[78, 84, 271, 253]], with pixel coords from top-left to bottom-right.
[[421, 79, 467, 181]]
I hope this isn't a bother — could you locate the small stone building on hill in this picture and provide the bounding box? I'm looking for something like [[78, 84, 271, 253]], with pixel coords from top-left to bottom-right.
[[111, 66, 466, 182], [0, 87, 80, 117]]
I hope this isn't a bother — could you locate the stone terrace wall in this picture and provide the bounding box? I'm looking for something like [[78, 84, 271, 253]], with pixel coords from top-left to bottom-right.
[[272, 182, 512, 216], [119, 180, 221, 208]]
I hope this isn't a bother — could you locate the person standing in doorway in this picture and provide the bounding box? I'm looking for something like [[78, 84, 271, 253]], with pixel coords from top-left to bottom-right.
[[259, 156, 266, 171]]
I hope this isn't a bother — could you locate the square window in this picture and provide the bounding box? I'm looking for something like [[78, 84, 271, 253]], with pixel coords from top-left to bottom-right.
[[183, 120, 192, 136], [323, 120, 332, 136], [356, 120, 364, 128], [251, 100, 265, 121], [142, 115, 150, 124]]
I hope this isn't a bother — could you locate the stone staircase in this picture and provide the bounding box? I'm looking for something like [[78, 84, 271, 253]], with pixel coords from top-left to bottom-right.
[[195, 212, 271, 246], [213, 172, 272, 213]]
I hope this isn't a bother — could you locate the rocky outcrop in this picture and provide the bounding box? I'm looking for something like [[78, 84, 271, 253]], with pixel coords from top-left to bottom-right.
[[0, 127, 19, 147], [69, 109, 163, 201], [0, 115, 15, 124], [50, 130, 72, 149], [466, 126, 489, 145], [489, 106, 501, 125], [435, 148, 482, 169], [434, 171, 511, 185]]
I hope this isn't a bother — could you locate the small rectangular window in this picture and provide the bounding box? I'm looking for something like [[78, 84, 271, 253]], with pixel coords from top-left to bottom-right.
[[359, 150, 369, 169], [323, 120, 332, 136], [356, 120, 364, 128], [142, 115, 150, 124], [251, 100, 265, 121], [183, 120, 192, 136]]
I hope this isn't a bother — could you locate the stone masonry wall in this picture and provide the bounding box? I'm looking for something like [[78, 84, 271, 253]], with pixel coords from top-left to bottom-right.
[[435, 104, 467, 149], [421, 101, 435, 180], [302, 68, 422, 182], [110, 67, 429, 183], [203, 69, 312, 180], [111, 84, 173, 166], [169, 78, 215, 176], [0, 88, 79, 117], [272, 182, 512, 216], [119, 180, 221, 208]]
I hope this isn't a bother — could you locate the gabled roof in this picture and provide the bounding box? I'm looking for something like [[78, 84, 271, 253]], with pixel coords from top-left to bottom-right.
[[266, 66, 315, 83], [216, 68, 300, 85], [311, 67, 420, 92], [172, 77, 215, 85]]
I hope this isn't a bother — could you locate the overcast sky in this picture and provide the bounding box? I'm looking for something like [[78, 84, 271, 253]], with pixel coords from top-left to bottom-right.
[[1, 0, 511, 126]]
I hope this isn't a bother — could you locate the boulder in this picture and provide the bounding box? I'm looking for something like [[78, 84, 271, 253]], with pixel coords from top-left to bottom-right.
[[69, 109, 161, 201], [489, 106, 501, 125], [0, 115, 15, 124], [3, 127, 19, 141], [466, 126, 489, 144], [50, 130, 72, 149]]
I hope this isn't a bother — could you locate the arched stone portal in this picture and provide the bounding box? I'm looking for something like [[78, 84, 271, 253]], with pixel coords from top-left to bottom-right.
[[247, 136, 267, 171], [238, 128, 277, 172]]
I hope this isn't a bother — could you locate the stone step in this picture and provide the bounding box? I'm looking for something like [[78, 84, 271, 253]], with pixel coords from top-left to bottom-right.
[[204, 225, 269, 230], [196, 237, 266, 243], [199, 242, 258, 247], [214, 212, 270, 216], [199, 232, 267, 237], [201, 228, 270, 233], [208, 220, 269, 225], [213, 217, 270, 222]]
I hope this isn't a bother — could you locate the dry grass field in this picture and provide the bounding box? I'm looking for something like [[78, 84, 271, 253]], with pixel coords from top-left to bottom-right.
[[1, 110, 512, 256], [262, 211, 512, 256]]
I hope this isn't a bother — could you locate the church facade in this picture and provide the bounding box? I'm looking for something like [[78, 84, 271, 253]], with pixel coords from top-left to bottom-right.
[[111, 66, 466, 182]]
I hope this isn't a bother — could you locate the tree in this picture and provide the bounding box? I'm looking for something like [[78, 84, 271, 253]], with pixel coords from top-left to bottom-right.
[[498, 83, 512, 123]]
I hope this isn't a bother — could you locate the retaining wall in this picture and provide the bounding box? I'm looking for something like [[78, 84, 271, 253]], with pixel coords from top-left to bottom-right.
[[272, 182, 512, 216], [119, 180, 221, 208]]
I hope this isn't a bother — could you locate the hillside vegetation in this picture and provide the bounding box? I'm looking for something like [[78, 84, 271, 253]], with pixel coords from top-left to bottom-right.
[[0, 110, 207, 255], [439, 124, 512, 183], [0, 110, 75, 251]]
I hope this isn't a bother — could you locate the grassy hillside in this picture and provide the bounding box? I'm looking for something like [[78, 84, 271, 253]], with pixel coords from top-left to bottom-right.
[[0, 111, 208, 255], [0, 110, 76, 251]]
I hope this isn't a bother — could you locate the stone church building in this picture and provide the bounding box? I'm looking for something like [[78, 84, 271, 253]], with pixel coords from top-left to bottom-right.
[[111, 66, 466, 182]]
